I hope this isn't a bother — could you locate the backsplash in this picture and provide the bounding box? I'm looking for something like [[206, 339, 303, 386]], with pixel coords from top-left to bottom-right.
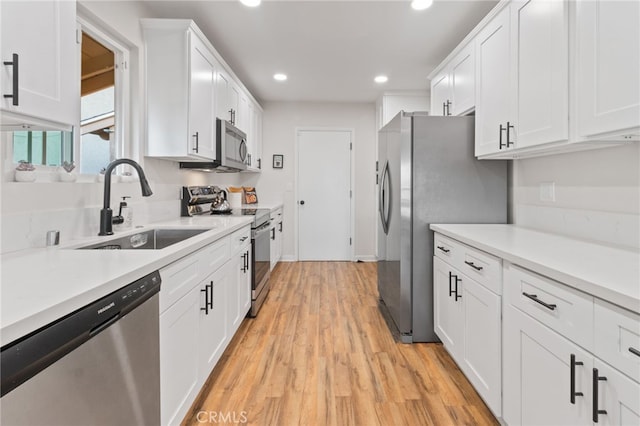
[[512, 143, 640, 250]]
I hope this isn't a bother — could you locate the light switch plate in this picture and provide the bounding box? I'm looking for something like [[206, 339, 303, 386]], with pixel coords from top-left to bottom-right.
[[539, 182, 555, 202]]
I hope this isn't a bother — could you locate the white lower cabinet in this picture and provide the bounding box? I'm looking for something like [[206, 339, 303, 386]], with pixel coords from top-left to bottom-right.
[[159, 225, 252, 426], [270, 208, 283, 270], [433, 244, 502, 417], [503, 263, 640, 426], [503, 304, 593, 425], [160, 285, 201, 426], [198, 263, 230, 385]]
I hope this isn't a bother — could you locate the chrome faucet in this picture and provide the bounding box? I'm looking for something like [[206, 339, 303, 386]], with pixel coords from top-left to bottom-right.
[[99, 159, 153, 236]]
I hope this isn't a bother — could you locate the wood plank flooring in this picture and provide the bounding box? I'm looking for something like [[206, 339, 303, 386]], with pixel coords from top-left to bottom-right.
[[183, 262, 498, 426]]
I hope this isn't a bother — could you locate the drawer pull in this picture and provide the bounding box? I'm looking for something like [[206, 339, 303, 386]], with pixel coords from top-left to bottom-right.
[[522, 292, 557, 311], [629, 347, 640, 358], [570, 354, 584, 404], [464, 260, 483, 271], [592, 368, 607, 423], [448, 271, 462, 301], [437, 246, 450, 253]]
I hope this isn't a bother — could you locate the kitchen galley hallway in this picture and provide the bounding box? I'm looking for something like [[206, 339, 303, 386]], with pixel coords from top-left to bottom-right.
[[183, 262, 497, 426]]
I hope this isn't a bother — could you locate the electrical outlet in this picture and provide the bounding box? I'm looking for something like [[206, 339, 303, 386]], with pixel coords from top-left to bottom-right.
[[539, 182, 555, 202]]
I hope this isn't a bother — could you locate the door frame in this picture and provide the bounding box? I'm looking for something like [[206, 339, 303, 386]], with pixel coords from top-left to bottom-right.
[[295, 127, 355, 261]]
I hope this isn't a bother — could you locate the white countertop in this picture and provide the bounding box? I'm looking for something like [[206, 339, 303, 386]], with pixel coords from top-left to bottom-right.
[[240, 202, 283, 211], [0, 215, 253, 346], [430, 224, 640, 313]]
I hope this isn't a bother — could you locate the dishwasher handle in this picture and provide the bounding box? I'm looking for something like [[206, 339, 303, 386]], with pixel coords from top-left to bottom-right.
[[0, 271, 161, 397]]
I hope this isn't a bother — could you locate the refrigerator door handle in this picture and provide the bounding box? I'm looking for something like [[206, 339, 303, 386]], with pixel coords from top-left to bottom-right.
[[379, 161, 390, 235]]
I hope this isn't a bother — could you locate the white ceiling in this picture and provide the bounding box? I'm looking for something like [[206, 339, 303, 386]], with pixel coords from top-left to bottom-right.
[[141, 0, 498, 104]]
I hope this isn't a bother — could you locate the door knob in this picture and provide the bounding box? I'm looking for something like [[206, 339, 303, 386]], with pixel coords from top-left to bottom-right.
[[299, 200, 305, 205]]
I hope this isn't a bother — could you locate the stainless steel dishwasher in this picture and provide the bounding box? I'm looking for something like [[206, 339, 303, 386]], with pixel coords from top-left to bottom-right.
[[0, 271, 161, 426]]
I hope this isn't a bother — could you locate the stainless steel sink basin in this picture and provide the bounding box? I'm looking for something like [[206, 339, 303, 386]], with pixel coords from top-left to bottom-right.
[[78, 228, 209, 250]]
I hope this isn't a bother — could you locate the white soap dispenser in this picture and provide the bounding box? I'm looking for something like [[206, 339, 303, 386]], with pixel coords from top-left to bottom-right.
[[114, 196, 133, 230]]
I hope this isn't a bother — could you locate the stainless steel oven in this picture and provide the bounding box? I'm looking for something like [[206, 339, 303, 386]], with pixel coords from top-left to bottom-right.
[[250, 212, 271, 317]]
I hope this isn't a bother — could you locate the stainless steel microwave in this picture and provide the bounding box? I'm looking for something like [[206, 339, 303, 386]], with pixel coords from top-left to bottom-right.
[[216, 118, 247, 171], [179, 119, 247, 172]]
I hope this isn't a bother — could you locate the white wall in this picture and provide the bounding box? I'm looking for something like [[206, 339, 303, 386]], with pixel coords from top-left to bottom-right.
[[258, 102, 377, 261], [511, 143, 640, 249]]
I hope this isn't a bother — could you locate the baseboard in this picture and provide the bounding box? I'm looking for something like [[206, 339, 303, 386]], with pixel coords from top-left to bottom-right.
[[354, 255, 377, 262], [280, 255, 297, 262]]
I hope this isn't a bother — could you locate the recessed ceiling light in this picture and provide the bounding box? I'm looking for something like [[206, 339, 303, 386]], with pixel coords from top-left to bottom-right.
[[374, 75, 388, 84], [274, 73, 287, 81], [411, 0, 434, 11], [240, 0, 261, 7]]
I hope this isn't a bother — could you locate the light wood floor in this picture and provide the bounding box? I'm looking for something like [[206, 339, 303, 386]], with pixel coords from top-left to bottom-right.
[[183, 262, 498, 426]]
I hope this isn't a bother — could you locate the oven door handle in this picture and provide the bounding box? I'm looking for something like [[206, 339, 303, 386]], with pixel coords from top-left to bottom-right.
[[253, 222, 271, 236]]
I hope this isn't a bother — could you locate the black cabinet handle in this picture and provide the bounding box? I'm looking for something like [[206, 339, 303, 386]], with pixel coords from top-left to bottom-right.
[[570, 354, 584, 404], [506, 121, 514, 147], [437, 246, 450, 253], [446, 100, 452, 116], [592, 368, 607, 423], [241, 253, 247, 272], [3, 53, 18, 106], [499, 124, 506, 149], [258, 158, 261, 169], [240, 236, 248, 242], [629, 347, 640, 357], [279, 222, 282, 232], [464, 260, 483, 271], [522, 292, 557, 311], [245, 250, 249, 271], [448, 272, 462, 301], [271, 228, 275, 240], [201, 285, 210, 314], [299, 200, 305, 205], [442, 102, 446, 116], [192, 132, 199, 152]]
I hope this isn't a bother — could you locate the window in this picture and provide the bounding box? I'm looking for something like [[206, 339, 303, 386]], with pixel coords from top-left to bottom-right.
[[12, 130, 73, 166]]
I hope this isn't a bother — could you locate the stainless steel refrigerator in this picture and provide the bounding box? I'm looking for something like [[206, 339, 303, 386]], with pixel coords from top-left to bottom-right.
[[377, 112, 507, 343]]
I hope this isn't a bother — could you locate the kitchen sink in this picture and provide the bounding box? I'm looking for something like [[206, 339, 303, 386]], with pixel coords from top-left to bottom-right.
[[77, 228, 210, 250]]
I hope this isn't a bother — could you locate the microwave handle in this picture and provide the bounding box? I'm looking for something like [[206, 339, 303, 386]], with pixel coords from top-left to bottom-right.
[[239, 139, 247, 162]]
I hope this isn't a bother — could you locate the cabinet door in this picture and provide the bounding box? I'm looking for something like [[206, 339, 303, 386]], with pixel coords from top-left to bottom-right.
[[227, 82, 240, 125], [188, 35, 216, 160], [198, 263, 230, 384], [510, 0, 568, 148], [160, 286, 201, 426], [215, 69, 230, 121], [461, 275, 501, 416], [277, 219, 283, 263], [594, 359, 640, 426], [475, 6, 511, 156], [237, 91, 249, 133], [270, 223, 277, 271], [430, 72, 450, 116], [0, 0, 77, 127], [433, 257, 463, 360], [576, 0, 640, 138], [229, 252, 243, 333], [503, 305, 592, 426], [450, 43, 475, 116]]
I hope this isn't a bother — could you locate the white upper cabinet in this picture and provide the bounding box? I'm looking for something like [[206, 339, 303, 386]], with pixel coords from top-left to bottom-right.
[[430, 73, 450, 117], [575, 0, 640, 141], [475, 6, 511, 157], [143, 20, 216, 161], [0, 0, 78, 129], [245, 100, 263, 171], [510, 0, 569, 149], [143, 19, 263, 168], [430, 43, 475, 117]]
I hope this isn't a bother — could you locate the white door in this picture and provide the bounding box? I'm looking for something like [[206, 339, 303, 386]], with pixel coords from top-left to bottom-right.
[[510, 0, 568, 148], [594, 359, 640, 426], [450, 43, 475, 116], [433, 257, 463, 359], [189, 35, 215, 160], [297, 130, 351, 261]]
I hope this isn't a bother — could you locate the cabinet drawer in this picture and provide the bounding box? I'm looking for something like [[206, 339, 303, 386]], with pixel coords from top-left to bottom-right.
[[594, 299, 640, 383], [160, 255, 201, 314], [459, 244, 502, 295], [434, 233, 502, 294], [229, 226, 251, 253], [434, 233, 459, 263], [504, 263, 594, 351], [198, 236, 230, 274]]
